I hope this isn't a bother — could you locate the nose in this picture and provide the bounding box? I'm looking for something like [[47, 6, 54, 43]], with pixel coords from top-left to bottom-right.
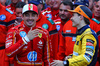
[[19, 13, 22, 17], [29, 15, 33, 19], [61, 10, 64, 14]]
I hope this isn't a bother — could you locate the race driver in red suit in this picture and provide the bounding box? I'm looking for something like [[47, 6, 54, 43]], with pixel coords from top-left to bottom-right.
[[5, 4, 52, 66]]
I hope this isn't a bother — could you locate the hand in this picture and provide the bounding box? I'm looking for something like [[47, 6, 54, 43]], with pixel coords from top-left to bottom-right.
[[64, 56, 72, 60], [27, 28, 43, 40], [14, 20, 21, 26], [51, 60, 64, 66]]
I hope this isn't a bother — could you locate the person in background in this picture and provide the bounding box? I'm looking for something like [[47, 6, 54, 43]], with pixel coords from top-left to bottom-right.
[[0, 0, 6, 6], [41, 0, 63, 20], [28, 0, 58, 60], [51, 5, 98, 66], [6, 0, 20, 12], [89, 0, 95, 11], [44, 0, 50, 9], [92, 0, 100, 65], [5, 4, 52, 66], [0, 3, 16, 66], [57, 0, 77, 60], [14, 2, 26, 26]]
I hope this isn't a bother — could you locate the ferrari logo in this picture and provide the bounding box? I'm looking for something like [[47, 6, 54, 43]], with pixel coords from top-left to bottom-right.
[[29, 5, 32, 9], [38, 33, 42, 38]]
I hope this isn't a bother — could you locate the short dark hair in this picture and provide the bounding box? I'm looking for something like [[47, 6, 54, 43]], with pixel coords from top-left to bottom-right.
[[77, 13, 90, 25], [60, 1, 73, 10], [16, 2, 26, 8]]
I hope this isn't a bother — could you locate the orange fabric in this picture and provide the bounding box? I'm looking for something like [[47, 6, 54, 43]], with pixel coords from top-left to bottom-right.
[[57, 20, 77, 60]]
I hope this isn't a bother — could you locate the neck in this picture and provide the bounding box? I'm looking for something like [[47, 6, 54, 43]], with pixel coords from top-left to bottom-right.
[[77, 20, 87, 30]]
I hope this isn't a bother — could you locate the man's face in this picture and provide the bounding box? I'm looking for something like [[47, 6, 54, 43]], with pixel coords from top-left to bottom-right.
[[93, 1, 100, 18], [49, 0, 62, 10], [11, 0, 19, 4], [0, 0, 6, 6], [89, 0, 93, 10], [37, 4, 43, 14], [22, 11, 38, 27], [59, 3, 71, 21], [71, 13, 81, 27], [15, 8, 22, 17]]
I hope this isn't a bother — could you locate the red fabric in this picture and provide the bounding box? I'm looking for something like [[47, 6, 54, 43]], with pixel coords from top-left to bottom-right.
[[41, 7, 59, 20], [6, 4, 16, 12], [57, 20, 77, 60], [0, 3, 16, 66], [5, 23, 52, 66], [0, 3, 16, 47], [36, 13, 58, 60], [92, 15, 100, 66]]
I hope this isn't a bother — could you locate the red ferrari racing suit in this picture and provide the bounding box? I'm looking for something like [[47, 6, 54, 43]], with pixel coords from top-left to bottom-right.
[[5, 24, 52, 66]]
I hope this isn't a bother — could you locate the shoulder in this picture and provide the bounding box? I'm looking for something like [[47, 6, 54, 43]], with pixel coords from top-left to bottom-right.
[[91, 18, 100, 24], [36, 26, 49, 34], [8, 25, 23, 32], [41, 7, 51, 15]]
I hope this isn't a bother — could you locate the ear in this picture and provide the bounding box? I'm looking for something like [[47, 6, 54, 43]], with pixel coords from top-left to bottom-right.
[[80, 15, 84, 20], [21, 14, 24, 20]]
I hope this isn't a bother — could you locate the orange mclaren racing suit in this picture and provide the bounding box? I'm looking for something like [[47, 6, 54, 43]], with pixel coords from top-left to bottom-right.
[[5, 24, 52, 66], [0, 3, 16, 66]]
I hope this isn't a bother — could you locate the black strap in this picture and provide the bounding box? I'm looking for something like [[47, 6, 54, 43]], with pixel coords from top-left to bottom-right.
[[0, 46, 5, 50]]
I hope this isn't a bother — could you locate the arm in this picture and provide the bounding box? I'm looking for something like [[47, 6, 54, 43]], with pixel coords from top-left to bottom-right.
[[68, 34, 98, 66], [5, 28, 27, 57], [43, 30, 53, 66]]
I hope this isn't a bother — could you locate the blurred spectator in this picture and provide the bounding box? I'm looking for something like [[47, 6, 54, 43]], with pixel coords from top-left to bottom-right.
[[0, 0, 6, 6], [0, 3, 16, 66], [44, 0, 50, 9], [6, 0, 11, 6], [41, 0, 63, 60], [92, 0, 100, 66], [89, 0, 95, 11], [74, 0, 89, 7], [57, 0, 75, 60], [6, 0, 20, 12], [93, 0, 100, 21], [41, 0, 63, 20], [14, 2, 26, 26]]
